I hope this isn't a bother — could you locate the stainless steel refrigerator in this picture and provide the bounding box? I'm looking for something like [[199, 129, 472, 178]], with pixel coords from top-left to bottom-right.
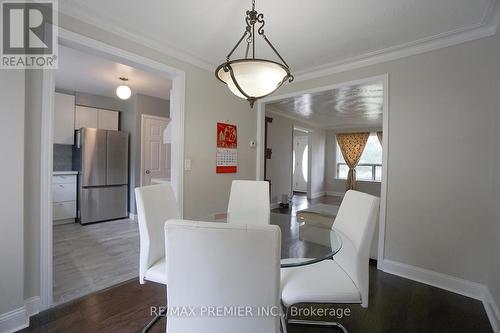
[[76, 128, 128, 224]]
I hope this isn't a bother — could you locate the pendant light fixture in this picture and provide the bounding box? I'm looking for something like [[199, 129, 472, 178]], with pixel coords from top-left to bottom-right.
[[215, 0, 293, 107], [116, 77, 132, 100]]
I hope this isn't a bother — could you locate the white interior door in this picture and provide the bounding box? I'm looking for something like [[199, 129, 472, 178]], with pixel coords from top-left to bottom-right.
[[142, 115, 171, 186], [293, 135, 308, 192]]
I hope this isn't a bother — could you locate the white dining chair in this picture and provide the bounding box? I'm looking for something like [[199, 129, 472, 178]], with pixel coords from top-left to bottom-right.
[[227, 180, 270, 224], [280, 190, 380, 332], [164, 220, 286, 333], [135, 183, 180, 331]]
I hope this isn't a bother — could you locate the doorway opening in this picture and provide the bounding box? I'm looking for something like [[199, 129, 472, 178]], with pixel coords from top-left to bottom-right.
[[40, 29, 185, 310], [256, 75, 389, 266], [292, 128, 310, 196]]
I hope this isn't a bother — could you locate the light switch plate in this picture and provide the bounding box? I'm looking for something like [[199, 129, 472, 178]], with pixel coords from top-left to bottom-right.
[[185, 159, 192, 171]]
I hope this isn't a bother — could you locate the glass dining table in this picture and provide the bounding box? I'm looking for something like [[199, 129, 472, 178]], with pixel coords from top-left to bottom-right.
[[204, 212, 342, 268]]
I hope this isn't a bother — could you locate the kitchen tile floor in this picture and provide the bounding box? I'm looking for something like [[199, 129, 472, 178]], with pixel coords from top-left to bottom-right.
[[53, 218, 140, 305]]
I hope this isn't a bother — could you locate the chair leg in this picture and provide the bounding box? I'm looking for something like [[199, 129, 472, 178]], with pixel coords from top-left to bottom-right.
[[141, 285, 168, 333], [141, 306, 166, 333], [287, 319, 348, 333], [280, 313, 288, 333]]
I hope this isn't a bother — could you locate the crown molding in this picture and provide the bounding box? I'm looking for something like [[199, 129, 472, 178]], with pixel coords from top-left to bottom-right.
[[57, 3, 216, 72], [293, 0, 500, 82], [58, 1, 500, 79]]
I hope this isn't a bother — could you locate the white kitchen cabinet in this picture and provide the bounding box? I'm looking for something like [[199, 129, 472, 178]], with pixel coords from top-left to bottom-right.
[[98, 109, 119, 130], [52, 173, 77, 222], [53, 201, 77, 221], [75, 105, 98, 129], [54, 92, 75, 144], [75, 105, 119, 130]]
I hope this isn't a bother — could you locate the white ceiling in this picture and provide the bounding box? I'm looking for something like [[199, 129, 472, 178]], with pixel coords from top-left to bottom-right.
[[267, 81, 383, 130], [55, 45, 172, 99], [59, 0, 499, 76]]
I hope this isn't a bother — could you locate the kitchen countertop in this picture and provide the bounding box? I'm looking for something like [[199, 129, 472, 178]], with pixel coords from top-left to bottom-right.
[[53, 171, 79, 175]]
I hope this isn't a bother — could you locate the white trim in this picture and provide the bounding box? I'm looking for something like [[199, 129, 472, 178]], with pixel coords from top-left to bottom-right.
[[140, 114, 170, 187], [381, 259, 500, 332], [40, 28, 186, 310], [24, 297, 41, 317], [310, 191, 326, 199], [381, 259, 486, 299], [377, 74, 390, 266], [257, 74, 389, 267], [40, 70, 55, 311], [57, 5, 214, 72], [293, 3, 500, 82], [483, 287, 500, 333], [0, 297, 41, 333], [0, 307, 28, 333], [128, 212, 137, 220], [57, 0, 500, 80]]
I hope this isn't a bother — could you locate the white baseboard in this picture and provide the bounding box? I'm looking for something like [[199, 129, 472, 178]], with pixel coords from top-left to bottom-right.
[[325, 191, 345, 197], [24, 297, 40, 317], [0, 297, 41, 333], [382, 259, 500, 332], [311, 191, 326, 199], [0, 306, 28, 333], [128, 212, 137, 220], [483, 287, 500, 333], [381, 259, 485, 299]]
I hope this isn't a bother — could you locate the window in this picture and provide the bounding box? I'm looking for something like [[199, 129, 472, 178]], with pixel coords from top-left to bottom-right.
[[336, 133, 382, 181]]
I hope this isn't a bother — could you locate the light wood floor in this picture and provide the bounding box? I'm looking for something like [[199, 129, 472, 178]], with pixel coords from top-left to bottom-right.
[[53, 218, 140, 305]]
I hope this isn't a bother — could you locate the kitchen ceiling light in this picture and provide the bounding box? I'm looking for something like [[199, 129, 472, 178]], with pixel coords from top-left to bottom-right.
[[116, 77, 132, 100], [215, 0, 293, 107]]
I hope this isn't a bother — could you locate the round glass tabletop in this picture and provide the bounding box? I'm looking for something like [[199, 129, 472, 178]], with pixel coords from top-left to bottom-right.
[[204, 212, 342, 268]]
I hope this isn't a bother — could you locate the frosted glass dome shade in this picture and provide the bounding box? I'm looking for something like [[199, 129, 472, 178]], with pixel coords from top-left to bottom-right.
[[217, 60, 289, 99], [116, 85, 132, 100]]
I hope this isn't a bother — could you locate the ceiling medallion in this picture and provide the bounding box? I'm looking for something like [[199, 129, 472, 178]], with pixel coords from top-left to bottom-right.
[[215, 0, 293, 107]]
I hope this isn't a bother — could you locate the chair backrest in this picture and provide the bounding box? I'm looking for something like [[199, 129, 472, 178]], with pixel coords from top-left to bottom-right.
[[165, 220, 281, 333], [333, 190, 379, 307], [135, 183, 180, 284], [227, 180, 270, 224]]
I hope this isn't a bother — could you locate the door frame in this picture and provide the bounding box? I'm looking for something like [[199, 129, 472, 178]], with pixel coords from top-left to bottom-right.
[[39, 27, 186, 310], [291, 127, 311, 197], [140, 114, 170, 186], [256, 74, 389, 268]]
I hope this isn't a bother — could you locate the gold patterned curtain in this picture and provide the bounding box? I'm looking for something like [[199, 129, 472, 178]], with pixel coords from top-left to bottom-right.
[[377, 131, 383, 145], [336, 132, 370, 190]]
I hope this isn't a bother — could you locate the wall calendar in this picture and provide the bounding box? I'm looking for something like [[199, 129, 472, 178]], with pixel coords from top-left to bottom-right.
[[216, 122, 237, 173]]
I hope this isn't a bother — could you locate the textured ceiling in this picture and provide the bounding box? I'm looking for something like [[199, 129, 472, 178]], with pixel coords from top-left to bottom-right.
[[59, 0, 497, 75], [267, 82, 383, 129]]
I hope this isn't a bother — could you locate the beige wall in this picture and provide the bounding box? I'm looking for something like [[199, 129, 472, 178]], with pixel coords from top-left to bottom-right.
[[487, 31, 500, 315], [267, 34, 497, 284], [0, 70, 25, 315]]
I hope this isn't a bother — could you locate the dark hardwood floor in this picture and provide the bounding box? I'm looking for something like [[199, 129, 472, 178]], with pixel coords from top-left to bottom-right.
[[22, 194, 493, 332], [272, 192, 343, 216], [21, 262, 492, 333]]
